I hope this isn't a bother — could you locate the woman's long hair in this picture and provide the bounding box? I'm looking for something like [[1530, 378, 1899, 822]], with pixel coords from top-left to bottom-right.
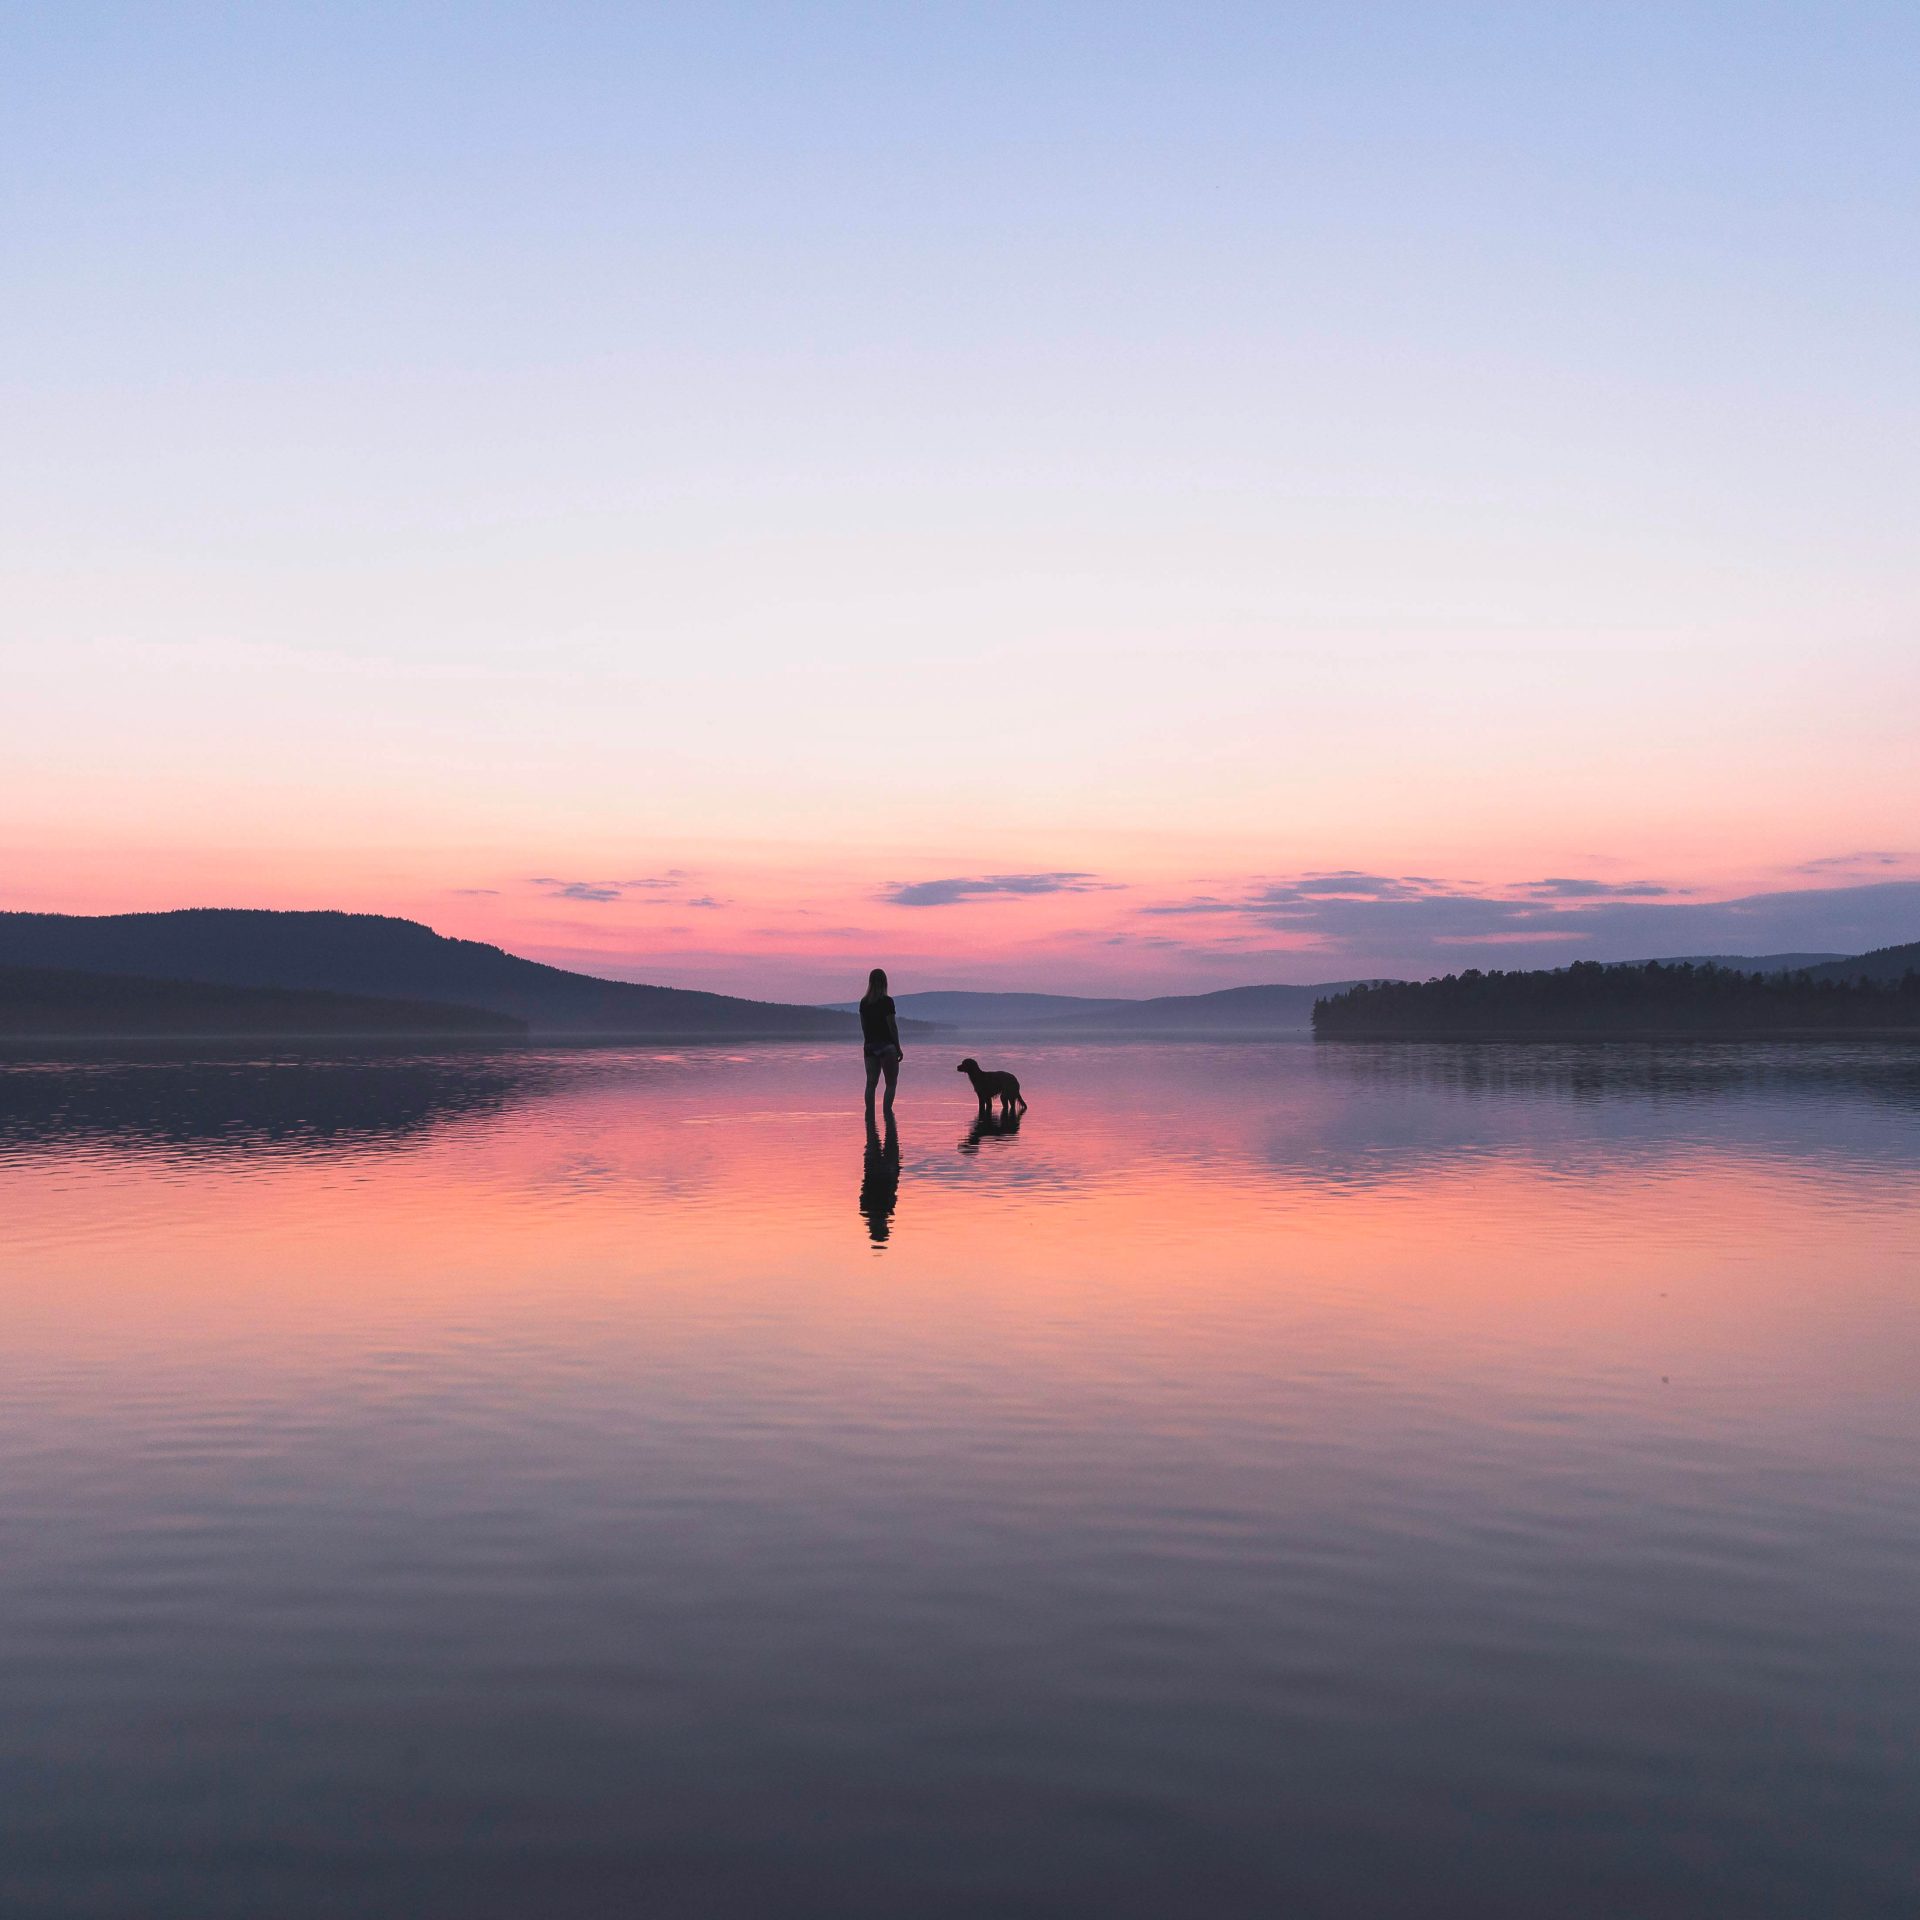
[[863, 967, 888, 1003]]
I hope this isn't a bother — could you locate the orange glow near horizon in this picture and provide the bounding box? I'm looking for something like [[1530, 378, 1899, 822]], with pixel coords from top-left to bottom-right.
[[2, 823, 1917, 1000]]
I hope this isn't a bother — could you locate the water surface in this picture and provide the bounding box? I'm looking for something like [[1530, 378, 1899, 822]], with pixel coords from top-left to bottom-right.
[[3, 1039, 1917, 1917]]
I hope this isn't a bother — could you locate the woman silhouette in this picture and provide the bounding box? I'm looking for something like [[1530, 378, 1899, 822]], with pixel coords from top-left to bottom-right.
[[859, 967, 903, 1118]]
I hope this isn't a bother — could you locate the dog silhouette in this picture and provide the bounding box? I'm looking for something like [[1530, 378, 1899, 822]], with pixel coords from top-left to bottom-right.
[[957, 1057, 1027, 1113]]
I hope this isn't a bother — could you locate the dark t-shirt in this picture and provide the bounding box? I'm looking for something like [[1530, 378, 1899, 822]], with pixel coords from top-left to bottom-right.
[[859, 994, 898, 1052]]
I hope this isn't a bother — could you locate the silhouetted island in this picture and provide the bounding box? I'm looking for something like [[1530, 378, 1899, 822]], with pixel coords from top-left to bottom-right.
[[1313, 960, 1920, 1040]]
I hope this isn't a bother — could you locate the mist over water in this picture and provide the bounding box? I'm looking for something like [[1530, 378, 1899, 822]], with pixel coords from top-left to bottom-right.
[[3, 1040, 1918, 1918]]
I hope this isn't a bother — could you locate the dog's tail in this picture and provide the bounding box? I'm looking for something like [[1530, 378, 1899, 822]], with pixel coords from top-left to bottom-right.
[[1017, 1090, 1029, 1111]]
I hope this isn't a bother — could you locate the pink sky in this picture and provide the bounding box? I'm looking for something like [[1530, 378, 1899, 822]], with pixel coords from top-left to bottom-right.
[[4, 814, 1917, 999], [7, 605, 1916, 996], [7, 8, 1918, 997]]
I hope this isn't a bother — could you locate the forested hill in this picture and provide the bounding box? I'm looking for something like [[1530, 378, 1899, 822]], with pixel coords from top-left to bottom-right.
[[1313, 960, 1920, 1039], [1803, 941, 1920, 985], [0, 965, 524, 1040], [0, 910, 854, 1039], [1047, 981, 1369, 1032]]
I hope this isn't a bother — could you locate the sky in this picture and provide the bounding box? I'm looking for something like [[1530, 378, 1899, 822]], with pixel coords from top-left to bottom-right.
[[5, 2, 1917, 998]]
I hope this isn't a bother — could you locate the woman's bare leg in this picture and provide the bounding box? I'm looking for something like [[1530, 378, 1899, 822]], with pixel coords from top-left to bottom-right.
[[881, 1053, 899, 1120]]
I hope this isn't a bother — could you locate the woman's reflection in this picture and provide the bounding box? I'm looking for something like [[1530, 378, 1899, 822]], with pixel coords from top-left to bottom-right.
[[859, 1112, 901, 1246]]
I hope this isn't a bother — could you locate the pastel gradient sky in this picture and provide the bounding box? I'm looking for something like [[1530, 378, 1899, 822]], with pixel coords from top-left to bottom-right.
[[6, 3, 1917, 996]]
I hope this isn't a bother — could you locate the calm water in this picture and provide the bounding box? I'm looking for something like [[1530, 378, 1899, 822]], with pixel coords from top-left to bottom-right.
[[2, 1038, 1918, 1918]]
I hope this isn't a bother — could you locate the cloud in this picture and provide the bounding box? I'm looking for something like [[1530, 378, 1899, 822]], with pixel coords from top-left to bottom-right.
[[528, 873, 708, 906], [1149, 874, 1489, 915], [1146, 875, 1462, 920], [880, 872, 1116, 908], [449, 887, 500, 896], [1141, 896, 1237, 917], [1795, 851, 1913, 875], [1135, 874, 1920, 975], [1515, 877, 1673, 899], [1282, 872, 1440, 901]]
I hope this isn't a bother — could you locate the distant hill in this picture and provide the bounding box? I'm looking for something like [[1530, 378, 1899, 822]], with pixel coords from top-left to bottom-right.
[[824, 990, 1137, 1027], [0, 964, 525, 1040], [827, 983, 1371, 1033], [1803, 941, 1920, 985], [858, 959, 1869, 1032], [830, 982, 1375, 1033], [0, 911, 855, 1039], [1652, 951, 1845, 973], [1049, 981, 1373, 1032], [1314, 960, 1920, 1039]]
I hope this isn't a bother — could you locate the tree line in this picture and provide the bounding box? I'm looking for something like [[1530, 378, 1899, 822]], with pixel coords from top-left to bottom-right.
[[1312, 960, 1920, 1039]]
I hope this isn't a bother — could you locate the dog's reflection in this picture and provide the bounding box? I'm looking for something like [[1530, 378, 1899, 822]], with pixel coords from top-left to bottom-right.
[[859, 1112, 901, 1246], [959, 1105, 1023, 1155]]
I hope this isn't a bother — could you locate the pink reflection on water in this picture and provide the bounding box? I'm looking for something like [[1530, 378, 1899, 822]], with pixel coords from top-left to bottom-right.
[[4, 1041, 1917, 1439]]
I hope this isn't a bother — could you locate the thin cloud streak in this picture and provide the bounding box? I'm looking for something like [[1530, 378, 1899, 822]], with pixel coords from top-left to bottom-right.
[[527, 873, 708, 906], [1794, 851, 1915, 875], [880, 873, 1118, 908], [1515, 877, 1674, 899]]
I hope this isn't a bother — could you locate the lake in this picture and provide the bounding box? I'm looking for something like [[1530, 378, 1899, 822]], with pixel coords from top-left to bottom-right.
[[2, 1038, 1917, 1917]]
